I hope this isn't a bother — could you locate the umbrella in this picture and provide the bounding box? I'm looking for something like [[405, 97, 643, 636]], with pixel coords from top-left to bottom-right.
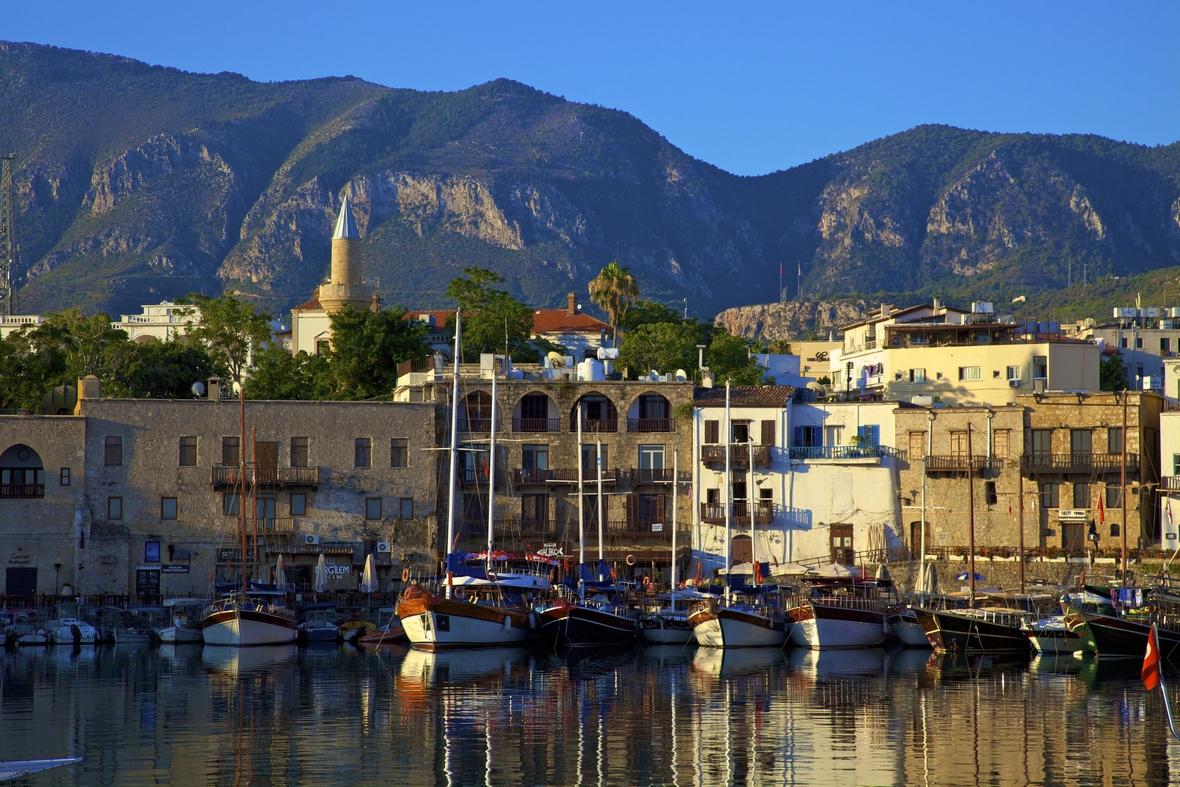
[[875, 564, 892, 582], [774, 562, 816, 576], [360, 554, 377, 594], [275, 554, 287, 590], [955, 571, 985, 582], [923, 563, 939, 594], [814, 563, 864, 578], [314, 553, 327, 593]]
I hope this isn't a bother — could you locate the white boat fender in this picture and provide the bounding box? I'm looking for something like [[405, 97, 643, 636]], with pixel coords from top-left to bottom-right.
[[502, 615, 512, 634], [528, 612, 536, 630]]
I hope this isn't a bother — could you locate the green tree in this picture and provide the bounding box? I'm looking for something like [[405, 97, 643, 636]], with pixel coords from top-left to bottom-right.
[[182, 293, 272, 385], [127, 339, 226, 398], [445, 267, 536, 362], [245, 344, 331, 400], [707, 332, 768, 386], [321, 306, 429, 399], [0, 326, 68, 411], [1099, 353, 1129, 392], [619, 299, 682, 331], [618, 322, 701, 379], [588, 261, 639, 347]]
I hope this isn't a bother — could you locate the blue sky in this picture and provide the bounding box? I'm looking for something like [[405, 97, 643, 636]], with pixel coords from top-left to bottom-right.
[[6, 1, 1178, 176]]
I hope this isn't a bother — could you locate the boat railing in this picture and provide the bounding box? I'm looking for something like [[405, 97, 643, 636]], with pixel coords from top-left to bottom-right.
[[808, 595, 888, 613]]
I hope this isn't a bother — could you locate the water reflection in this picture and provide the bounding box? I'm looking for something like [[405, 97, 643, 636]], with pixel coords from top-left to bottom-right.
[[0, 644, 1175, 786]]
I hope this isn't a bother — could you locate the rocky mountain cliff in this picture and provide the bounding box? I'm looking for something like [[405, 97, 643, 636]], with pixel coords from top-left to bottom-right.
[[3, 42, 1180, 321]]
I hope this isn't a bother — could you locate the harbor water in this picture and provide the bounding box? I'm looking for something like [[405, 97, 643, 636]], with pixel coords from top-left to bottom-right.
[[2, 643, 1178, 786]]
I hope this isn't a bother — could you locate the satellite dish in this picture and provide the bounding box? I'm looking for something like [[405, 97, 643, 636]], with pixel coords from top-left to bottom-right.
[[649, 370, 660, 381], [191, 381, 206, 398], [547, 351, 565, 368], [674, 369, 687, 382]]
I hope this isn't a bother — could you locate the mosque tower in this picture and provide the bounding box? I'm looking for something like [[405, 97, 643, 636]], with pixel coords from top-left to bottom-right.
[[317, 195, 371, 314]]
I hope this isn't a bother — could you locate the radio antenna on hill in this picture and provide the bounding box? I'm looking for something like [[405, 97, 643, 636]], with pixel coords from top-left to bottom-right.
[[0, 154, 15, 315]]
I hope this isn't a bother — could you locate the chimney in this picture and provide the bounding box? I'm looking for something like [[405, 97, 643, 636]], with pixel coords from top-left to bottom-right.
[[881, 303, 891, 319], [933, 296, 943, 312], [78, 375, 102, 401], [567, 292, 577, 316], [207, 377, 221, 401]]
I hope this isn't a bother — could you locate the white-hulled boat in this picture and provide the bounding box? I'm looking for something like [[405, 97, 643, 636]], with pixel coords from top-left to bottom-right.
[[888, 605, 932, 647], [788, 572, 893, 649], [45, 604, 97, 645], [155, 598, 206, 644], [201, 588, 298, 646], [639, 447, 693, 645], [689, 591, 790, 648]]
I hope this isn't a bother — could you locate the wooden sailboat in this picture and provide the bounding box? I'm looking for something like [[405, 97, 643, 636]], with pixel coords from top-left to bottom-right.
[[640, 447, 694, 644], [200, 385, 297, 646]]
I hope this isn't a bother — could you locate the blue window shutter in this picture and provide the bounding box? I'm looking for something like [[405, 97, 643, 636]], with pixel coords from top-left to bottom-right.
[[868, 425, 880, 445], [793, 427, 803, 447]]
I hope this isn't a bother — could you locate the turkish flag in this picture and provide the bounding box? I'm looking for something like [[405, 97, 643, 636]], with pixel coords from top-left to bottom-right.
[[1144, 625, 1162, 691], [1098, 496, 1106, 525]]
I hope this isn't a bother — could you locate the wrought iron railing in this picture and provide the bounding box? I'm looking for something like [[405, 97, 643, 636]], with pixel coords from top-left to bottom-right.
[[1022, 453, 1138, 472], [788, 445, 907, 461], [513, 468, 618, 484], [701, 445, 773, 465], [628, 418, 675, 433], [0, 483, 45, 499], [512, 418, 561, 433], [570, 418, 617, 433], [924, 456, 1004, 473], [210, 466, 320, 486], [700, 501, 776, 524]]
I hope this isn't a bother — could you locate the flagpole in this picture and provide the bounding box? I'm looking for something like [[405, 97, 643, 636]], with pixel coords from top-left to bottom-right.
[[1147, 623, 1180, 740]]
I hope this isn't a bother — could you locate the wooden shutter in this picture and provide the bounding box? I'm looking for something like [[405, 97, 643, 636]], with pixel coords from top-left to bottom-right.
[[761, 420, 775, 446], [909, 432, 925, 459], [655, 494, 666, 524], [625, 494, 639, 527], [705, 420, 719, 444]]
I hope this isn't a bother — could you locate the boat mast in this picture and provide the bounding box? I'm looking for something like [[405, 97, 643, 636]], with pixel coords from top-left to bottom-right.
[[920, 411, 931, 594], [1121, 392, 1128, 589], [597, 439, 605, 581], [251, 427, 259, 583], [239, 382, 247, 601], [966, 423, 976, 604], [486, 371, 497, 577], [724, 381, 732, 606], [1018, 458, 1025, 594], [577, 407, 585, 601], [749, 436, 757, 585], [445, 314, 461, 600], [671, 448, 678, 607]]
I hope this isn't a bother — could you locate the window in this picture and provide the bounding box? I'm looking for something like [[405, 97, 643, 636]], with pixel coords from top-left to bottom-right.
[[221, 436, 240, 466], [522, 444, 549, 470], [582, 445, 608, 476], [706, 488, 720, 506], [1040, 482, 1059, 510], [950, 431, 969, 457], [60, 468, 70, 486], [731, 422, 749, 443], [400, 498, 413, 520], [992, 430, 1010, 459], [291, 493, 307, 517], [1136, 337, 1143, 349], [316, 339, 330, 356], [144, 541, 160, 563], [761, 420, 776, 446], [826, 425, 844, 447], [793, 426, 820, 447], [1162, 338, 1171, 355], [223, 493, 240, 517], [1073, 483, 1089, 509], [365, 497, 382, 520], [909, 432, 926, 460], [857, 425, 880, 445], [1120, 337, 1128, 349], [1106, 485, 1122, 507], [104, 436, 123, 466], [910, 368, 926, 383], [637, 493, 665, 525], [108, 496, 123, 520], [520, 394, 550, 420], [958, 366, 981, 381], [290, 437, 309, 468], [704, 420, 719, 444], [1070, 429, 1092, 456], [1031, 429, 1053, 457], [1174, 453, 1180, 476], [178, 436, 197, 466], [160, 497, 178, 520], [1006, 366, 1021, 381], [638, 445, 665, 470], [1109, 428, 1124, 456], [355, 438, 372, 468], [985, 481, 997, 506], [390, 438, 408, 468], [522, 494, 548, 524]]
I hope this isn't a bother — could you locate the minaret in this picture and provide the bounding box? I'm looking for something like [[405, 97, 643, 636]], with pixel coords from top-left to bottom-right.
[[318, 195, 370, 314]]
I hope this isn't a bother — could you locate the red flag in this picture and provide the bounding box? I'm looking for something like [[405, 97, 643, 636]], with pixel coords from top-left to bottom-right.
[[1144, 625, 1162, 691], [1097, 496, 1105, 525], [1008, 501, 1012, 516]]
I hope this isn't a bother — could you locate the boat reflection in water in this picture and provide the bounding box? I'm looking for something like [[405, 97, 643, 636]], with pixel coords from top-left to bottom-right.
[[788, 646, 886, 677], [201, 644, 297, 676]]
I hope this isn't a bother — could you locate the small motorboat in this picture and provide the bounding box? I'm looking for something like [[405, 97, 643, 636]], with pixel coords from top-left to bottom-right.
[[45, 604, 97, 646], [1021, 614, 1088, 654], [298, 604, 341, 643], [8, 611, 48, 646], [155, 598, 207, 644], [358, 618, 406, 646]]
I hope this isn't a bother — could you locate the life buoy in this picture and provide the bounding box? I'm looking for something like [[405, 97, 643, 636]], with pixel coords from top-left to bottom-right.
[[642, 576, 650, 589], [549, 569, 555, 582], [488, 572, 498, 583], [610, 567, 617, 580], [402, 568, 410, 582], [625, 554, 636, 566], [564, 556, 574, 571], [754, 563, 763, 584]]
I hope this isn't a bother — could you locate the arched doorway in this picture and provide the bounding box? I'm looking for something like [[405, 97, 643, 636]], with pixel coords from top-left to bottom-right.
[[461, 391, 493, 432], [731, 535, 753, 565], [0, 444, 45, 499], [628, 393, 673, 432]]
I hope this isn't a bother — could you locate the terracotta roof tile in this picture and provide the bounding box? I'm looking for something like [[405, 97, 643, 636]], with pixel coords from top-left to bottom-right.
[[693, 385, 796, 407], [292, 296, 321, 311], [398, 308, 609, 335]]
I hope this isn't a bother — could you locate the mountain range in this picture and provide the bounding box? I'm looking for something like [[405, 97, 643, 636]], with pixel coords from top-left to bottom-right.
[[2, 41, 1179, 325]]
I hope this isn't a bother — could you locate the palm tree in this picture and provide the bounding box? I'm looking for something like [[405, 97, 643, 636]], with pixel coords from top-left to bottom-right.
[[588, 262, 639, 347]]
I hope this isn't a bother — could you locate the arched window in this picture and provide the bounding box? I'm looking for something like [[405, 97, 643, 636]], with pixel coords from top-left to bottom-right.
[[0, 444, 45, 499], [513, 393, 558, 432], [570, 394, 618, 432], [462, 391, 493, 432], [628, 393, 673, 432]]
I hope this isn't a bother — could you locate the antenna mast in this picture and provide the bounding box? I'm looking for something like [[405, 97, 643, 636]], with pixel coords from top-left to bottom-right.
[[0, 154, 16, 315]]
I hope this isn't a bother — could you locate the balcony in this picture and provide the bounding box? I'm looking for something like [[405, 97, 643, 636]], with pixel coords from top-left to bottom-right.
[[1022, 453, 1139, 473], [788, 445, 906, 463], [513, 468, 619, 485], [924, 455, 1004, 475], [460, 418, 492, 433], [571, 418, 617, 433], [627, 418, 676, 433], [512, 418, 561, 433], [700, 501, 776, 525], [629, 468, 691, 485], [0, 483, 45, 499], [701, 444, 772, 467], [608, 519, 690, 542], [459, 467, 491, 487], [210, 466, 320, 488], [1163, 476, 1180, 492], [223, 517, 296, 535]]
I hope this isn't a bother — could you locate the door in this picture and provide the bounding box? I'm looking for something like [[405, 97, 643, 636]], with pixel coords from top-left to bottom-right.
[[830, 524, 854, 565], [256, 441, 278, 482], [910, 521, 933, 557], [1062, 523, 1085, 552], [255, 495, 277, 529], [136, 568, 161, 602], [5, 567, 36, 597], [909, 432, 926, 461], [731, 535, 753, 565]]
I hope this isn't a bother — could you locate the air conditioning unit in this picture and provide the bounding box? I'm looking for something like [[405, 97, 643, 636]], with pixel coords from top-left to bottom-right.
[[1008, 379, 1021, 388], [376, 541, 392, 553], [304, 534, 320, 546]]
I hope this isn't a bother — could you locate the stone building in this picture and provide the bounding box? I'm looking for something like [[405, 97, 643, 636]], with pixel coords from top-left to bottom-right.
[[399, 370, 694, 577], [1, 378, 437, 600]]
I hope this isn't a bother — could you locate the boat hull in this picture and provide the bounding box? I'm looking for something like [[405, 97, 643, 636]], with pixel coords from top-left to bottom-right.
[[1085, 614, 1180, 659], [926, 610, 1031, 655], [156, 626, 203, 644], [640, 613, 694, 645], [398, 596, 535, 650], [789, 603, 886, 649], [890, 618, 932, 648], [46, 620, 97, 645], [201, 608, 298, 646], [540, 605, 637, 647], [691, 608, 789, 648]]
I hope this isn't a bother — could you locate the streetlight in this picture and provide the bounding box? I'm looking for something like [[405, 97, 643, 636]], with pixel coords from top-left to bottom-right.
[[54, 563, 62, 597]]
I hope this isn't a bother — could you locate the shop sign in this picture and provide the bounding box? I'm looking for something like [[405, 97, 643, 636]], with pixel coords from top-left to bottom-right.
[[161, 565, 189, 574], [537, 543, 566, 558], [8, 553, 32, 565]]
